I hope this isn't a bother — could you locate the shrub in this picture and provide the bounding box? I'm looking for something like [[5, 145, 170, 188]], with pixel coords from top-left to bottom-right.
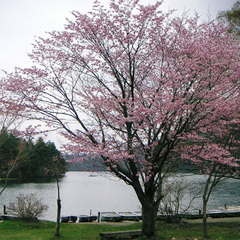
[[8, 193, 48, 221]]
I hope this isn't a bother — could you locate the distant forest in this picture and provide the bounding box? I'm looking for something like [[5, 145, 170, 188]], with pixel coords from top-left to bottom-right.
[[0, 131, 67, 180], [67, 154, 201, 174], [67, 154, 106, 172]]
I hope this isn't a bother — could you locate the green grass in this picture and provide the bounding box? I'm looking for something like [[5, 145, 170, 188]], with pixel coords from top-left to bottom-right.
[[0, 178, 19, 181], [0, 220, 141, 240], [0, 219, 240, 239], [152, 221, 240, 239]]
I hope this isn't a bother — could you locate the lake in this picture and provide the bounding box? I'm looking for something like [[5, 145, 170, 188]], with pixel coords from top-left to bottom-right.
[[0, 171, 240, 221], [0, 171, 140, 221]]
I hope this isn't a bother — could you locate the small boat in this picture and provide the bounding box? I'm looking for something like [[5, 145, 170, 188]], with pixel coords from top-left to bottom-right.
[[117, 212, 140, 221], [179, 210, 203, 220], [78, 215, 98, 222], [206, 209, 224, 218], [88, 174, 97, 177], [208, 209, 240, 218], [61, 215, 78, 223], [100, 212, 122, 222], [133, 211, 142, 220], [0, 215, 20, 220], [223, 209, 240, 218]]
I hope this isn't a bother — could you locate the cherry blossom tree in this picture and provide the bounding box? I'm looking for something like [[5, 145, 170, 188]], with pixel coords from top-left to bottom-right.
[[0, 73, 27, 197], [2, 0, 240, 237], [182, 124, 240, 238]]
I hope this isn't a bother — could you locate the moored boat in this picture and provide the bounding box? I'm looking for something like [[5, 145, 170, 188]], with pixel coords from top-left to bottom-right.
[[0, 215, 20, 220], [78, 215, 98, 222], [100, 212, 122, 222], [117, 211, 140, 221], [61, 215, 78, 223], [208, 209, 240, 218], [133, 211, 142, 220], [179, 210, 203, 219]]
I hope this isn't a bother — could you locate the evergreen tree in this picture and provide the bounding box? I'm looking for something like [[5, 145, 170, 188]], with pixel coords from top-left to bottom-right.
[[0, 131, 21, 177], [18, 137, 67, 179], [0, 134, 67, 180]]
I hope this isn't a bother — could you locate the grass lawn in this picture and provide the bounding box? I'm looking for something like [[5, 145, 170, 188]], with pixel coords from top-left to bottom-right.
[[0, 220, 141, 240], [154, 221, 240, 239], [0, 219, 240, 239]]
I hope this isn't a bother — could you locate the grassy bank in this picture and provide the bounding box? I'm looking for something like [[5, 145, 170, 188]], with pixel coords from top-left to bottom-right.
[[0, 219, 240, 239]]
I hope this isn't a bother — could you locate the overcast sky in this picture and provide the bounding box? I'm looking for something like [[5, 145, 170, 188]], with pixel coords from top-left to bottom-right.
[[0, 0, 236, 76]]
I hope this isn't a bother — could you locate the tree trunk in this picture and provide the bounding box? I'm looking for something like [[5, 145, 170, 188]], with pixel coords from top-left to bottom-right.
[[141, 200, 156, 238], [203, 198, 208, 239], [131, 177, 158, 238], [55, 179, 61, 237], [55, 199, 61, 237], [202, 171, 214, 239]]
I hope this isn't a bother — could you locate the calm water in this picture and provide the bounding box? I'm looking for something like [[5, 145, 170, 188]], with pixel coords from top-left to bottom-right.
[[0, 171, 240, 222], [0, 171, 140, 221]]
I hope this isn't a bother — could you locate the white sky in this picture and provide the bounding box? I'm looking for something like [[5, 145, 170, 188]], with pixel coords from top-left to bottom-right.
[[0, 0, 236, 75]]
